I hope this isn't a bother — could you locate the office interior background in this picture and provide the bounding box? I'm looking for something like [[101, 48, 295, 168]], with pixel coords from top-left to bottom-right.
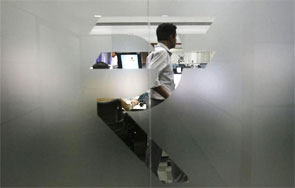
[[1, 0, 294, 187]]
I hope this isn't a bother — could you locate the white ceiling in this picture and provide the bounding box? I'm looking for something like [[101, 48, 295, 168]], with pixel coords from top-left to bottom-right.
[[2, 0, 289, 37], [3, 0, 220, 35]]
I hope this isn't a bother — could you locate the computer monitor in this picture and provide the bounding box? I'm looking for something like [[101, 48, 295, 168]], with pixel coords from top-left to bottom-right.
[[117, 53, 142, 69]]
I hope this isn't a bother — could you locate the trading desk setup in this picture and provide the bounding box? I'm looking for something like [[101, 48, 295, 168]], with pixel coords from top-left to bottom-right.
[[93, 51, 204, 183], [94, 51, 205, 151], [94, 53, 149, 161]]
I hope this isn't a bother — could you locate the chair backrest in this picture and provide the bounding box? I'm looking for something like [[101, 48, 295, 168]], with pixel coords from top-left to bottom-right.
[[97, 99, 124, 125], [93, 62, 110, 69]]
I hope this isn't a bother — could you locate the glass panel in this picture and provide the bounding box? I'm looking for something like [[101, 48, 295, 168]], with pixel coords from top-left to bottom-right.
[[146, 0, 294, 187], [1, 0, 154, 187], [1, 0, 294, 187]]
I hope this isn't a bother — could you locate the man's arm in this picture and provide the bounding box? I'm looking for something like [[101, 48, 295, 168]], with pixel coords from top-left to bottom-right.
[[152, 85, 169, 99]]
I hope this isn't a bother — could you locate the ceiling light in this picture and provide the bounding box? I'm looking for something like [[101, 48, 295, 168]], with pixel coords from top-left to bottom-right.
[[90, 16, 214, 43]]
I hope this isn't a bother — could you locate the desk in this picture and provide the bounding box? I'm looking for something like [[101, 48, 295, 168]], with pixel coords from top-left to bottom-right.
[[131, 104, 147, 111], [124, 98, 147, 111], [97, 98, 146, 111]]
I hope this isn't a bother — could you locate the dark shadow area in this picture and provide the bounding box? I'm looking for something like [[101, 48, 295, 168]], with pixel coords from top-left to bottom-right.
[[97, 98, 188, 183]]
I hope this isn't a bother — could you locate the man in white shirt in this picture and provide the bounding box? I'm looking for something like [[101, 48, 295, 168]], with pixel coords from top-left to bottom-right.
[[147, 23, 176, 106], [146, 23, 188, 183], [110, 52, 118, 69]]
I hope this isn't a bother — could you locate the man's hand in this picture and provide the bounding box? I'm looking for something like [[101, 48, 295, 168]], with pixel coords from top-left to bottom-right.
[[131, 99, 139, 107], [152, 86, 169, 99]]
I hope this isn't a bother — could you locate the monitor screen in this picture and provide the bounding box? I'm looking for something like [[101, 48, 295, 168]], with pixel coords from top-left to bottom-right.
[[117, 53, 142, 69]]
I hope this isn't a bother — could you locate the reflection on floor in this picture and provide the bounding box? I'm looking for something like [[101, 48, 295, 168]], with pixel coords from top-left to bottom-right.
[[158, 152, 173, 183]]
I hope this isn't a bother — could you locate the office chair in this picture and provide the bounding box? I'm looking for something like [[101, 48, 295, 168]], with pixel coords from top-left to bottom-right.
[[97, 99, 128, 142], [97, 99, 146, 157], [92, 62, 110, 69]]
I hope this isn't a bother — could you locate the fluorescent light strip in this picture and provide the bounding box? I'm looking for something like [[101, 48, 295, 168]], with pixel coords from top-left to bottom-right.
[[90, 26, 210, 35], [95, 22, 212, 26], [95, 16, 215, 23], [91, 17, 214, 44]]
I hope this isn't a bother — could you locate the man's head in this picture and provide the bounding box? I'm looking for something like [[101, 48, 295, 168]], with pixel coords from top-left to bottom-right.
[[111, 52, 117, 58], [156, 23, 177, 49]]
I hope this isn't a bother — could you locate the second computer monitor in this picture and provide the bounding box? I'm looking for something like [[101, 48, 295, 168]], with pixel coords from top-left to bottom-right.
[[117, 53, 142, 69]]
